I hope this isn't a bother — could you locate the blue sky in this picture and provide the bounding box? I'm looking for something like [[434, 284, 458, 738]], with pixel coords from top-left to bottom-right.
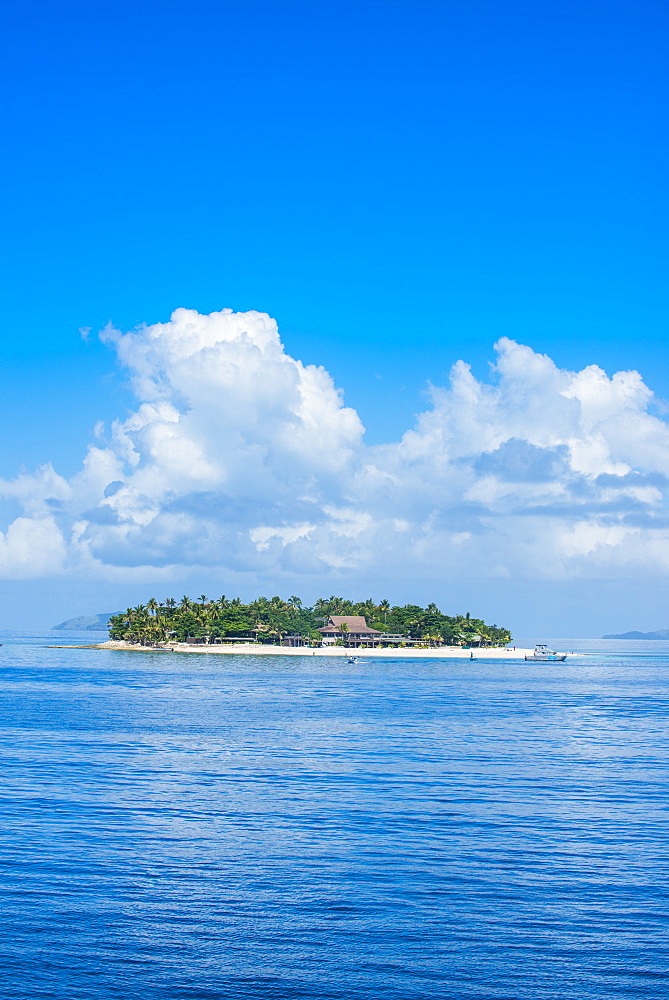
[[1, 0, 668, 634]]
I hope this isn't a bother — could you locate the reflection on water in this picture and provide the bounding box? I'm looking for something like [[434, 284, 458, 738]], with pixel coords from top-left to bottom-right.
[[0, 632, 668, 999]]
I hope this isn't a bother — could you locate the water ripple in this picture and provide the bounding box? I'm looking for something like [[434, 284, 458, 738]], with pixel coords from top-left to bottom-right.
[[0, 636, 667, 998]]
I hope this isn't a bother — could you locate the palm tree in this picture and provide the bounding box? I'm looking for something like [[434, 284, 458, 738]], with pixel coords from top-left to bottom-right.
[[267, 615, 288, 644], [133, 604, 147, 626], [155, 610, 169, 640], [425, 630, 443, 647], [404, 616, 421, 637]]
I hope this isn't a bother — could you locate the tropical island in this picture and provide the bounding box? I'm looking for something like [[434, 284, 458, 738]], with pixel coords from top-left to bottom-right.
[[105, 595, 512, 650]]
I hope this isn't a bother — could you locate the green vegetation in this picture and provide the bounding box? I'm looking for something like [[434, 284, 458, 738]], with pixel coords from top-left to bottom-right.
[[108, 595, 511, 647]]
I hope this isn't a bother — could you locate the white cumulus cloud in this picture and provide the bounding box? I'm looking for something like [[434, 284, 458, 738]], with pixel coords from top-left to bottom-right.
[[2, 308, 669, 588]]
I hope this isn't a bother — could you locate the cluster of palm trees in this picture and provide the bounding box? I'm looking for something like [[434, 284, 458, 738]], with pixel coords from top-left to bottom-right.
[[107, 595, 511, 647]]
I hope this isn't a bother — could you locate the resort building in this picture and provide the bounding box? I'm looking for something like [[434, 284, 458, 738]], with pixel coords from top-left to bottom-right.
[[317, 615, 384, 646], [279, 615, 433, 648]]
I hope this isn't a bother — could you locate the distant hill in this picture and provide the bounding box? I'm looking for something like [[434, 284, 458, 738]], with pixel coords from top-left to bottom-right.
[[602, 629, 669, 640], [53, 614, 118, 631]]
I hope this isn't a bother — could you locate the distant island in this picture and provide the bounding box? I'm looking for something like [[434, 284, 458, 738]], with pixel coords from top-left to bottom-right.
[[101, 595, 511, 649], [602, 629, 669, 640], [53, 614, 118, 631]]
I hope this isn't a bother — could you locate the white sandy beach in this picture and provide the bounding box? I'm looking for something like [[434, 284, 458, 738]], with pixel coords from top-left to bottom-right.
[[81, 640, 540, 659]]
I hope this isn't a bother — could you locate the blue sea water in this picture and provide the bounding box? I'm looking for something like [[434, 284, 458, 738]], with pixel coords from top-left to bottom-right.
[[1, 631, 668, 1000]]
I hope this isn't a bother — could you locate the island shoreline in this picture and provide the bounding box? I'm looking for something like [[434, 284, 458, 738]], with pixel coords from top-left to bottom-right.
[[53, 640, 545, 659]]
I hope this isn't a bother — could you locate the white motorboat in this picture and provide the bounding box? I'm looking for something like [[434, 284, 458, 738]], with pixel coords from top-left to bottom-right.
[[525, 644, 567, 662]]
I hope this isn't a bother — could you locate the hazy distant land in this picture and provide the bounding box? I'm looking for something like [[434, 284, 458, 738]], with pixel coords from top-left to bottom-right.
[[53, 614, 116, 631], [602, 629, 669, 640]]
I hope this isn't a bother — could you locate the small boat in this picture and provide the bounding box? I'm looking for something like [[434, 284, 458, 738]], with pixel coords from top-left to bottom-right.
[[525, 644, 567, 662], [347, 656, 360, 663]]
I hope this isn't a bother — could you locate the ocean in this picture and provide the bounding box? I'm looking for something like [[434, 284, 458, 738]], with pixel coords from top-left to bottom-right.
[[1, 631, 667, 999]]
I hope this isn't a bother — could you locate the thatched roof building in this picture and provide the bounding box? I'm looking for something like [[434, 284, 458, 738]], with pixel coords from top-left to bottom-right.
[[317, 615, 383, 644]]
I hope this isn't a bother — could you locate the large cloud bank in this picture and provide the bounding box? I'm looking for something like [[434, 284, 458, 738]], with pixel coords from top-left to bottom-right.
[[2, 307, 669, 585]]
